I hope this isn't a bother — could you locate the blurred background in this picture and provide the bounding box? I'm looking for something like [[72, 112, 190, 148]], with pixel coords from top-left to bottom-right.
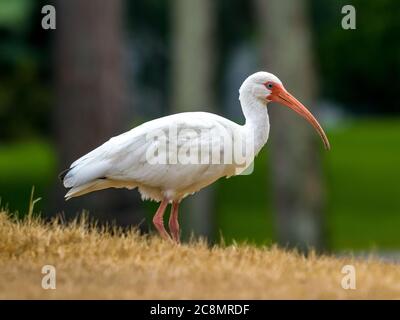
[[0, 0, 399, 253]]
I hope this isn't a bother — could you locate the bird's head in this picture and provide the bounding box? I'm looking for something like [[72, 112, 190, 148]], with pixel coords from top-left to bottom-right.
[[240, 71, 330, 150]]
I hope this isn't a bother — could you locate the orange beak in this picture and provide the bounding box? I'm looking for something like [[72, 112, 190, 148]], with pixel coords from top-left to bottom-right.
[[267, 84, 331, 150]]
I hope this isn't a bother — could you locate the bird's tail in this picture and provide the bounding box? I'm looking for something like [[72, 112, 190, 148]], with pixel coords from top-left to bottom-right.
[[64, 179, 108, 200], [59, 161, 111, 199], [64, 178, 136, 200]]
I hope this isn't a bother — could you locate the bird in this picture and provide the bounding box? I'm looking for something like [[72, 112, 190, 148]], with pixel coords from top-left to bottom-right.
[[59, 71, 330, 244]]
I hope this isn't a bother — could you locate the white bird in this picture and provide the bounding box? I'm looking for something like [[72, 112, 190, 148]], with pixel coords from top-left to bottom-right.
[[60, 71, 330, 243]]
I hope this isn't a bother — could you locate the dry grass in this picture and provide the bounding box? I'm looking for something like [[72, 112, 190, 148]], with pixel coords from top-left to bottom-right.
[[1, 210, 400, 299]]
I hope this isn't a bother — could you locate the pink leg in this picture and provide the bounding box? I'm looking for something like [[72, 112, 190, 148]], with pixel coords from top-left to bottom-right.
[[152, 198, 171, 241], [168, 201, 180, 244]]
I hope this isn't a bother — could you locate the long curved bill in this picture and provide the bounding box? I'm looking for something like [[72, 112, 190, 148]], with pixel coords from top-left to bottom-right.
[[273, 87, 331, 150]]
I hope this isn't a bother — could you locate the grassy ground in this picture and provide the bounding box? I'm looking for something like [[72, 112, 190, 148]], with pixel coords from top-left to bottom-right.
[[0, 118, 399, 250], [1, 210, 400, 299]]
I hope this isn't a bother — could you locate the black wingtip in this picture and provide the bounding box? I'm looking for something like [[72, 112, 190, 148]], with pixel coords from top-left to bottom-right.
[[58, 168, 70, 182]]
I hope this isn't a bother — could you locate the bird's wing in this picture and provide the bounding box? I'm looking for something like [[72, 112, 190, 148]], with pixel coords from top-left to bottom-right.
[[62, 112, 243, 190]]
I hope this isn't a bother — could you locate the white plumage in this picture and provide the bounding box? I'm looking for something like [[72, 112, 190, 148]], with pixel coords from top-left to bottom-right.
[[61, 71, 330, 243], [63, 112, 251, 201]]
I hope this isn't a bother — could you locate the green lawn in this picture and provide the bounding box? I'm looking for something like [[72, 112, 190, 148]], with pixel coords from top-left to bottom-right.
[[324, 119, 400, 249], [0, 140, 56, 216], [1, 118, 399, 250]]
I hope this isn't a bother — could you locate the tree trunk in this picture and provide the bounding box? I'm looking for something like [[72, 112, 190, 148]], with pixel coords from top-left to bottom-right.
[[53, 0, 144, 228], [170, 0, 216, 241], [256, 0, 326, 252]]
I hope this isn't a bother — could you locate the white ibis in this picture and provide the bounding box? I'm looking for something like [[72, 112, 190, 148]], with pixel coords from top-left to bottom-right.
[[60, 71, 330, 243]]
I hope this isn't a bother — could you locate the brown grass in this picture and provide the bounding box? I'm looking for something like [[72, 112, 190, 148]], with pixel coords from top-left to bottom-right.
[[1, 210, 400, 299]]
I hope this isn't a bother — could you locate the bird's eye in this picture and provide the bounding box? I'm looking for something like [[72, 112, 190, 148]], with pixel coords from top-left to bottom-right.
[[266, 83, 273, 89]]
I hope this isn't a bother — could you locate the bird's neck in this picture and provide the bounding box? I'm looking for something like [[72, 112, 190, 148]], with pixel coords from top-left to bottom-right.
[[240, 91, 270, 155]]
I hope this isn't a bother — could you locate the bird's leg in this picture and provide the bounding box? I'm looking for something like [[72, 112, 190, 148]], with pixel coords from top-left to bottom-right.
[[168, 201, 180, 244], [152, 198, 171, 241]]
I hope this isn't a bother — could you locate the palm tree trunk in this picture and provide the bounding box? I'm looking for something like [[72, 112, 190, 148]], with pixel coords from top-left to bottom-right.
[[53, 0, 144, 227], [256, 0, 327, 252], [170, 0, 216, 241]]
